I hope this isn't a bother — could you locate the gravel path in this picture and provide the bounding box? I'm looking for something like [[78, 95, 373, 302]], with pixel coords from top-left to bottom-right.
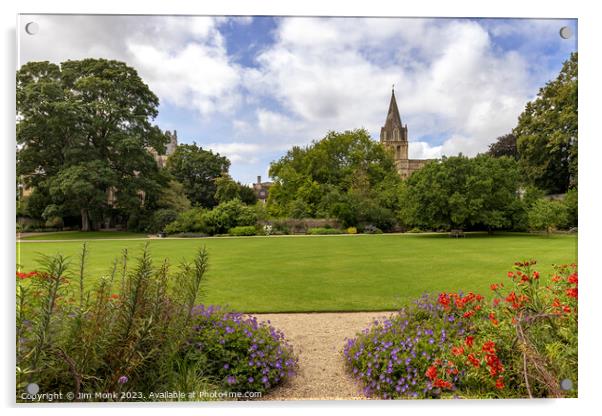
[[255, 311, 391, 400]]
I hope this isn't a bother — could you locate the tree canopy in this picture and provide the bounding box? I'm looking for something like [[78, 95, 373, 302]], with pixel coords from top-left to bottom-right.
[[514, 52, 577, 194], [165, 143, 230, 208], [399, 154, 521, 231], [17, 59, 168, 230], [267, 129, 402, 229]]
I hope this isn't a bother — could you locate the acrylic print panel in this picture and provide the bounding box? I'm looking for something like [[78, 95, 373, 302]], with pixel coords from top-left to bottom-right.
[[16, 15, 578, 402]]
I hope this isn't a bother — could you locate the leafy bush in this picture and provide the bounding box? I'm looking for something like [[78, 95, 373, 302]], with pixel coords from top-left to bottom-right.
[[202, 199, 257, 235], [16, 244, 211, 400], [407, 227, 423, 233], [228, 226, 257, 236], [180, 306, 298, 394], [44, 216, 64, 229], [147, 209, 178, 233], [346, 227, 358, 234], [164, 207, 207, 234], [528, 199, 568, 234], [431, 261, 578, 398], [344, 294, 474, 399], [306, 227, 344, 235]]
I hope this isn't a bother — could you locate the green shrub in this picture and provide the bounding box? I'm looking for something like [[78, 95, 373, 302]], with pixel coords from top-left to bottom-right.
[[407, 227, 423, 233], [147, 209, 178, 233], [202, 199, 257, 235], [306, 227, 344, 235], [164, 207, 207, 234], [228, 226, 257, 236], [16, 244, 212, 400], [44, 216, 63, 229], [180, 306, 298, 394], [528, 198, 568, 234], [346, 227, 358, 234]]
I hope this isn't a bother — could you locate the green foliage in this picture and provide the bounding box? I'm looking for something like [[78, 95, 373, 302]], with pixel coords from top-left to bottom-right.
[[16, 244, 212, 400], [487, 133, 518, 160], [164, 208, 206, 234], [515, 53, 578, 193], [147, 209, 179, 234], [400, 155, 520, 231], [267, 129, 402, 229], [562, 188, 578, 229], [215, 174, 258, 205], [346, 227, 358, 234], [166, 144, 230, 208], [16, 59, 168, 230], [202, 199, 257, 235], [528, 199, 568, 234], [156, 180, 192, 212], [306, 227, 344, 235], [228, 226, 258, 236]]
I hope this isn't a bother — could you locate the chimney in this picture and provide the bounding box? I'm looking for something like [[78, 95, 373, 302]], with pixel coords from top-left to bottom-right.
[[257, 176, 261, 184]]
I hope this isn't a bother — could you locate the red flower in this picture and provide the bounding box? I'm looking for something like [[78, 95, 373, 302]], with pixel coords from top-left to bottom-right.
[[462, 310, 475, 319], [533, 271, 540, 279], [433, 378, 452, 389], [451, 346, 465, 356], [568, 273, 578, 284], [507, 271, 514, 278], [438, 293, 450, 308], [482, 341, 496, 354], [489, 312, 498, 326], [566, 288, 578, 298], [425, 365, 438, 380], [495, 377, 505, 389], [493, 298, 501, 306], [490, 283, 499, 291], [563, 305, 571, 314], [465, 336, 474, 348], [110, 294, 119, 300], [467, 353, 480, 368], [552, 275, 562, 282]]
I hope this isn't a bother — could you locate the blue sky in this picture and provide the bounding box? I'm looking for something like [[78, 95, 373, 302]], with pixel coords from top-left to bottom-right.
[[19, 15, 577, 184]]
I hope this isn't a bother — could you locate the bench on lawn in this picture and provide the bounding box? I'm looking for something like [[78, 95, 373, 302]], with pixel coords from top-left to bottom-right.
[[449, 229, 465, 238]]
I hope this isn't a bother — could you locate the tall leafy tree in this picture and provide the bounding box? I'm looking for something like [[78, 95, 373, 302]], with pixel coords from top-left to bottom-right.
[[400, 154, 521, 231], [165, 143, 230, 208], [514, 52, 577, 193], [17, 59, 168, 230], [267, 129, 402, 228], [487, 133, 518, 160]]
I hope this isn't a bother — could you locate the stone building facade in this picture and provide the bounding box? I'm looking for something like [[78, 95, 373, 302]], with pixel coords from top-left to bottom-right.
[[380, 89, 430, 179], [253, 175, 273, 203]]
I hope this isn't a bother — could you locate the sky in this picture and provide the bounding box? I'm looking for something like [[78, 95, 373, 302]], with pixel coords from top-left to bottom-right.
[[18, 15, 577, 184]]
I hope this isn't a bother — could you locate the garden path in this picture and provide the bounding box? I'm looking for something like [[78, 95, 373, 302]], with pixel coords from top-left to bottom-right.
[[255, 311, 390, 400]]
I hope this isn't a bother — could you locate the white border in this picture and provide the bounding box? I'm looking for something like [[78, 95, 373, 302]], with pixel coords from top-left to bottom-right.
[[2, 1, 600, 416]]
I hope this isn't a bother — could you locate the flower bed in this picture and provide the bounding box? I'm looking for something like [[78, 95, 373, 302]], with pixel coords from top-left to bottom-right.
[[345, 261, 578, 399], [181, 306, 298, 394]]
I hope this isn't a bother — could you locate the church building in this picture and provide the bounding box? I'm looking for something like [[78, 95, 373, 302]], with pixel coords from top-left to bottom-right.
[[379, 88, 430, 178]]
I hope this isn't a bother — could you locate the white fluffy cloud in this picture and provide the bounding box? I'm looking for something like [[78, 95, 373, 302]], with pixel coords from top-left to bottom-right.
[[18, 15, 574, 181], [246, 17, 535, 158]]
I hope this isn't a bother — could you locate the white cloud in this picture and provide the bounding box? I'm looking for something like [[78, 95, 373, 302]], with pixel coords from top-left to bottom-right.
[[205, 142, 261, 164], [245, 17, 537, 158]]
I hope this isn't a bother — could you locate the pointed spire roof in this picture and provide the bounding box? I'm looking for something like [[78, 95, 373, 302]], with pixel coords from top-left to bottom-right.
[[384, 86, 403, 130]]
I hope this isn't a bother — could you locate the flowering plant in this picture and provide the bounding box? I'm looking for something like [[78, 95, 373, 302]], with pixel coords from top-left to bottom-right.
[[182, 305, 298, 394], [431, 261, 578, 398], [344, 294, 474, 399]]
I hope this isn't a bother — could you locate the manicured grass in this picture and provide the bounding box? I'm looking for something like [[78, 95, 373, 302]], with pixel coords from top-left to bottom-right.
[[16, 233, 577, 313], [19, 231, 148, 240]]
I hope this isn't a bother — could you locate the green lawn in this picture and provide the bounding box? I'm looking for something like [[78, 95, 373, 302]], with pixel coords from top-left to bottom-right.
[[16, 233, 577, 313], [19, 231, 148, 240]]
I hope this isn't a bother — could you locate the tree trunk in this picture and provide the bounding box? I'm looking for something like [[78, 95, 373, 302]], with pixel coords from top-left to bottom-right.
[[81, 208, 90, 232]]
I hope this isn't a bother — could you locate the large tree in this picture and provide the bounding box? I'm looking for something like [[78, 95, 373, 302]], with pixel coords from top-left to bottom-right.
[[17, 59, 168, 230], [399, 154, 521, 231], [267, 129, 402, 229], [514, 52, 577, 194], [487, 133, 518, 160], [165, 143, 230, 208]]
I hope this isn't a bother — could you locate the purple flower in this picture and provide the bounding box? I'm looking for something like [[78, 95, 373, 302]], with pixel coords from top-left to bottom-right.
[[226, 375, 237, 385], [223, 363, 229, 369], [118, 375, 128, 384]]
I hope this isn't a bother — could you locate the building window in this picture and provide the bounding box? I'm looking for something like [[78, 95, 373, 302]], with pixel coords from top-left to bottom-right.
[[396, 145, 401, 158]]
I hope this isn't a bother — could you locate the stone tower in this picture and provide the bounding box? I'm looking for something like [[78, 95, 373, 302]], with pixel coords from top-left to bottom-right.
[[166, 130, 178, 156], [380, 87, 408, 163], [379, 87, 429, 179]]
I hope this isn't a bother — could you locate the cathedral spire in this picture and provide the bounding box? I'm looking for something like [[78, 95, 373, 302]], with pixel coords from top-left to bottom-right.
[[384, 87, 403, 132]]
